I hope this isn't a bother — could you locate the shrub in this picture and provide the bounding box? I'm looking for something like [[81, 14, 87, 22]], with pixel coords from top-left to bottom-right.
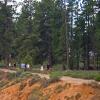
[[41, 77, 60, 88], [40, 78, 48, 88], [50, 71, 62, 78], [19, 71, 33, 79], [94, 75, 100, 81], [19, 82, 27, 91], [7, 73, 16, 80], [75, 93, 81, 100], [47, 77, 60, 84], [55, 85, 64, 93], [28, 75, 41, 86], [63, 83, 71, 89]]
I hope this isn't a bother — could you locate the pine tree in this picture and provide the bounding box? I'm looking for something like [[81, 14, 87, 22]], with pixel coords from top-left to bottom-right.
[[0, 0, 16, 66]]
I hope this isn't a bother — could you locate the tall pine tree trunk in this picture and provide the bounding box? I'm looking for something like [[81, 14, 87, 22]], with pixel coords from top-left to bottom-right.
[[62, 0, 69, 69]]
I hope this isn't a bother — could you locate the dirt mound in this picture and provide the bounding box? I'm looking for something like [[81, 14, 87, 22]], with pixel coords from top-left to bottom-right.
[[0, 77, 100, 100]]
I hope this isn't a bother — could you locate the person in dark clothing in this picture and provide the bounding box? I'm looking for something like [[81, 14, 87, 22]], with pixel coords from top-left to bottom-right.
[[24, 64, 27, 71], [47, 64, 50, 70], [14, 63, 16, 67]]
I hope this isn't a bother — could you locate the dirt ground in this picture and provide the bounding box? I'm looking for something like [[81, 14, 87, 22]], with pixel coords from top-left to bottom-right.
[[0, 69, 100, 100], [0, 78, 100, 100]]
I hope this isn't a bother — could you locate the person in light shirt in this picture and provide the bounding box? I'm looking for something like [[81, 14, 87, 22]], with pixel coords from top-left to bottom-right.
[[26, 64, 30, 69], [21, 63, 25, 69], [40, 65, 44, 71], [9, 63, 11, 67]]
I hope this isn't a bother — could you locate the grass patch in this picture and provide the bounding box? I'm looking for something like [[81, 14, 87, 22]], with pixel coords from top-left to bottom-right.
[[50, 70, 100, 81], [7, 73, 16, 80], [0, 70, 34, 89], [6, 70, 33, 81], [18, 71, 33, 78], [53, 64, 63, 71]]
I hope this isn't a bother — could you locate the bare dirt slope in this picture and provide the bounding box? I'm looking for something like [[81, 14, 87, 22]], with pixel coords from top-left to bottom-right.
[[0, 69, 100, 100], [0, 77, 100, 100]]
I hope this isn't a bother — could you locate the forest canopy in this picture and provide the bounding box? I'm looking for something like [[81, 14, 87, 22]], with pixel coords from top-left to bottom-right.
[[0, 0, 100, 70]]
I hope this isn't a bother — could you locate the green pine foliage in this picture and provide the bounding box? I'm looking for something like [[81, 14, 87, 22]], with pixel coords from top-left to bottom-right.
[[0, 0, 100, 70]]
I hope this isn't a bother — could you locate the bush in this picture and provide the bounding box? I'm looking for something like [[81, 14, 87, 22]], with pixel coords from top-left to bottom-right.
[[55, 85, 64, 93], [19, 82, 27, 91], [28, 75, 41, 86], [7, 73, 16, 80], [40, 78, 48, 88], [75, 93, 81, 100], [19, 71, 33, 78], [50, 71, 62, 78], [63, 83, 71, 89], [48, 77, 60, 84], [41, 77, 60, 88], [94, 76, 100, 81]]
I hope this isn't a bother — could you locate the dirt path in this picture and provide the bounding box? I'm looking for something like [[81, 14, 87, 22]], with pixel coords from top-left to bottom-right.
[[60, 76, 98, 85], [31, 72, 50, 79], [0, 68, 16, 73], [0, 68, 100, 84], [0, 68, 50, 79]]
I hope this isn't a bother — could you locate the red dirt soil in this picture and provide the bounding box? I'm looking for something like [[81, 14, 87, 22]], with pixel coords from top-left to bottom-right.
[[0, 77, 100, 100]]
